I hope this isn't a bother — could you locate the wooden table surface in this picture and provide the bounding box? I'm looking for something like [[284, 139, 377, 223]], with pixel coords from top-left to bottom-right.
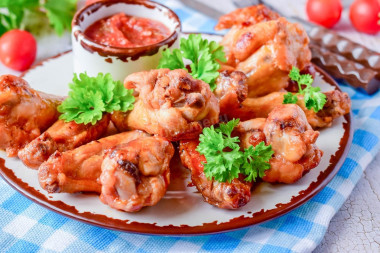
[[0, 0, 379, 251]]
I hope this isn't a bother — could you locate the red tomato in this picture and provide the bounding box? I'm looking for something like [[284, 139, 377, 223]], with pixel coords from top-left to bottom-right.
[[350, 0, 380, 34], [306, 0, 343, 28], [0, 30, 37, 71]]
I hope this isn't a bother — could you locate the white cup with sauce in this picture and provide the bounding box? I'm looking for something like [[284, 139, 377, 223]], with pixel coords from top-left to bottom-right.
[[72, 0, 181, 82]]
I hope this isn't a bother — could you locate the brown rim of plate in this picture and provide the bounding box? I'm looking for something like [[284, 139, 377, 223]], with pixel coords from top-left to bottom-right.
[[72, 0, 181, 60], [7, 40, 352, 236]]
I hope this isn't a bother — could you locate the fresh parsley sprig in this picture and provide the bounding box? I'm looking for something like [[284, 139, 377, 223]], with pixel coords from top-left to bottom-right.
[[242, 142, 273, 182], [196, 119, 274, 183], [58, 73, 135, 125], [0, 0, 77, 36], [158, 34, 226, 91], [43, 0, 77, 36], [283, 67, 327, 112]]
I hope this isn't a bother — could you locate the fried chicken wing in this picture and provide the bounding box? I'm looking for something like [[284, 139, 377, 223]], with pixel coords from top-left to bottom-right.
[[38, 130, 149, 193], [179, 104, 322, 209], [308, 90, 351, 128], [216, 6, 311, 97], [0, 75, 63, 156], [223, 90, 350, 128], [18, 115, 110, 169], [214, 70, 248, 117], [100, 136, 174, 212], [179, 140, 252, 209], [111, 69, 219, 141], [237, 104, 322, 184], [215, 5, 280, 30]]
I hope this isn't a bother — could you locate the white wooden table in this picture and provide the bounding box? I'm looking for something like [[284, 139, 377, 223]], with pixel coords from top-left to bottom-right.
[[0, 0, 379, 251]]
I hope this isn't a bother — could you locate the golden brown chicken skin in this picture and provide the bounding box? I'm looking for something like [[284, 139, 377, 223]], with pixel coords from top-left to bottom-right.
[[237, 104, 322, 184], [38, 130, 149, 194], [214, 70, 248, 118], [18, 115, 110, 169], [215, 5, 280, 30], [0, 75, 63, 156], [111, 69, 219, 141], [179, 105, 322, 209], [100, 136, 174, 212], [216, 6, 311, 97], [179, 140, 252, 209], [221, 90, 351, 129]]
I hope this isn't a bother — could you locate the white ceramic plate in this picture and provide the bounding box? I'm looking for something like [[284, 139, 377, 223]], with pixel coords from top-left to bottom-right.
[[0, 34, 352, 235]]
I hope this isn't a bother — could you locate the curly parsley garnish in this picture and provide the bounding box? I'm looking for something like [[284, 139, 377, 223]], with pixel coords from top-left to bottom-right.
[[158, 34, 226, 91], [242, 142, 274, 182], [283, 67, 327, 112], [196, 119, 274, 183], [0, 0, 77, 36], [58, 73, 135, 125]]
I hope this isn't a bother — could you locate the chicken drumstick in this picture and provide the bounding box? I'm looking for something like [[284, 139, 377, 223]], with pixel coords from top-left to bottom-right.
[[237, 104, 322, 184], [18, 116, 111, 169], [216, 5, 311, 97], [111, 69, 220, 141], [180, 104, 322, 209], [38, 130, 149, 193], [0, 75, 63, 156], [100, 136, 174, 212]]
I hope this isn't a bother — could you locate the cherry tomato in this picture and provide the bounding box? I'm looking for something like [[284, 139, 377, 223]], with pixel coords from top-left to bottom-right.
[[0, 30, 37, 71], [306, 0, 343, 28], [350, 0, 380, 34]]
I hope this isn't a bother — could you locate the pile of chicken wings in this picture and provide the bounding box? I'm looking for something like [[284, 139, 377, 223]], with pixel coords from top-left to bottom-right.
[[0, 6, 351, 211]]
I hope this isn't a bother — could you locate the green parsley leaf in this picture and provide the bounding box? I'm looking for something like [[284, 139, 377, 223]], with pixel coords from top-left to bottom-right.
[[283, 66, 327, 112], [58, 73, 135, 125], [180, 33, 206, 63], [190, 52, 220, 91], [288, 66, 301, 84], [209, 40, 227, 62], [157, 34, 227, 91], [0, 0, 40, 10], [197, 119, 273, 183], [283, 91, 298, 104], [0, 0, 39, 35], [0, 20, 6, 35], [304, 86, 327, 112], [157, 49, 185, 70], [197, 119, 242, 183], [0, 14, 12, 35], [43, 0, 77, 36], [242, 142, 274, 182], [0, 0, 76, 36]]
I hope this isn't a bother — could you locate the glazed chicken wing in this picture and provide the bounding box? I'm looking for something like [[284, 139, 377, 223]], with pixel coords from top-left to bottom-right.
[[237, 104, 322, 184], [38, 130, 149, 193], [111, 69, 219, 141], [0, 75, 63, 156], [223, 90, 350, 129], [100, 136, 174, 212], [18, 115, 110, 169], [215, 5, 280, 30], [216, 6, 311, 97], [179, 140, 252, 209], [179, 104, 322, 209], [214, 70, 248, 117]]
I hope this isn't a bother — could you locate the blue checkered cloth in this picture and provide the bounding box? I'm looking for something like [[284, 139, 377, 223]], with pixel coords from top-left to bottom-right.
[[1, 1, 380, 252]]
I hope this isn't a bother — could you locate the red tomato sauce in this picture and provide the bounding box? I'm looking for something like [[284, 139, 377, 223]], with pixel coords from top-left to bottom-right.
[[84, 13, 171, 48]]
